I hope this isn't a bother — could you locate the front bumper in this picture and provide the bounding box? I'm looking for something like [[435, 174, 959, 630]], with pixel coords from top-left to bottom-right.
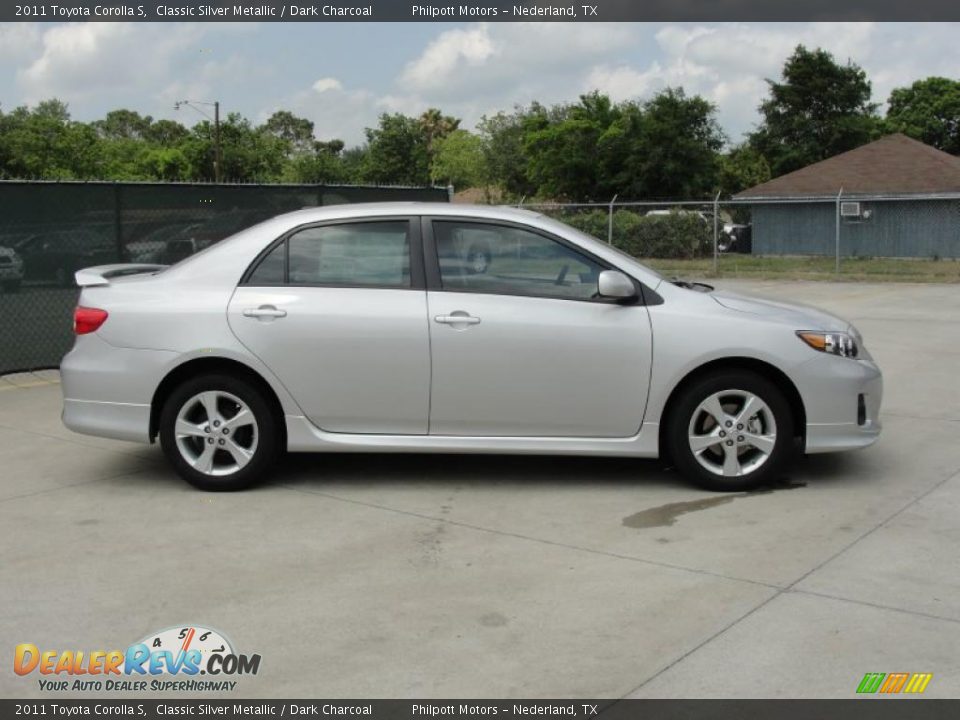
[[798, 355, 883, 454]]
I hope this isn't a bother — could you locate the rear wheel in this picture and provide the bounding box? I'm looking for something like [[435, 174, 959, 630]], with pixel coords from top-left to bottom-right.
[[159, 374, 278, 491], [666, 370, 794, 491]]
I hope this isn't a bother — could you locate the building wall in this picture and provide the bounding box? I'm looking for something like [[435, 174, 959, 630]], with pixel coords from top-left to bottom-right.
[[751, 200, 960, 258]]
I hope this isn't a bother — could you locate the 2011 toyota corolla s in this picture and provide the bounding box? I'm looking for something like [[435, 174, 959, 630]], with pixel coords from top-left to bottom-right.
[[60, 203, 882, 492]]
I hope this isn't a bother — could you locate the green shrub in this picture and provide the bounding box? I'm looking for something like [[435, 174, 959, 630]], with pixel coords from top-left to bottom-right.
[[561, 209, 711, 259]]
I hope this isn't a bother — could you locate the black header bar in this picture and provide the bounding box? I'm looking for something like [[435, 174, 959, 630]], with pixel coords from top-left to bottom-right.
[[4, 0, 960, 22]]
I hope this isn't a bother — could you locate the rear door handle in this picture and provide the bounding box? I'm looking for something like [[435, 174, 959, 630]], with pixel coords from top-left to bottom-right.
[[243, 305, 287, 319], [434, 313, 481, 326]]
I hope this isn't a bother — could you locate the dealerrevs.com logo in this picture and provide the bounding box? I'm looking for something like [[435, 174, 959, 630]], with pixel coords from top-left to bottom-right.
[[14, 625, 261, 692]]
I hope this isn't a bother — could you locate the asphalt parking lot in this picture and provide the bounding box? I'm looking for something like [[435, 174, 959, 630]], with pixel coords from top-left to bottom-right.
[[2, 279, 959, 699]]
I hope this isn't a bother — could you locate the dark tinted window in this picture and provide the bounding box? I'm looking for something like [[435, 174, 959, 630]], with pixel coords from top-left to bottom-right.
[[289, 221, 410, 287], [433, 221, 604, 300], [245, 220, 411, 287], [246, 242, 285, 285]]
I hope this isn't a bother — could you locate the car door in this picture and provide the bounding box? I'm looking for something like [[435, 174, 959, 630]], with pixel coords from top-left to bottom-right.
[[228, 217, 431, 435], [424, 218, 653, 438]]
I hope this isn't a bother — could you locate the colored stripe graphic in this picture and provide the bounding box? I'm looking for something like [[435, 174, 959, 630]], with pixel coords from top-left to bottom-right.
[[857, 672, 932, 694], [857, 673, 886, 694], [879, 673, 910, 693], [904, 673, 933, 694]]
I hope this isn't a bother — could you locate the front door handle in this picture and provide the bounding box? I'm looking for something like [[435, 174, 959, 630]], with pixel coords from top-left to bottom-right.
[[243, 305, 287, 320], [435, 313, 481, 326]]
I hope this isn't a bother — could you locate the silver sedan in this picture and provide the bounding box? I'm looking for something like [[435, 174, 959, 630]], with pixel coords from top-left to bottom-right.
[[61, 203, 882, 491]]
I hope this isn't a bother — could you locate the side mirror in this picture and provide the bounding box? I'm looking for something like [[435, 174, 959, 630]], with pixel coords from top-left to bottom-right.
[[598, 270, 637, 300]]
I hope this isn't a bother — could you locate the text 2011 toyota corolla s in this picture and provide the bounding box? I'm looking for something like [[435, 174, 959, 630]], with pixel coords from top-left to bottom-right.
[[61, 203, 882, 492]]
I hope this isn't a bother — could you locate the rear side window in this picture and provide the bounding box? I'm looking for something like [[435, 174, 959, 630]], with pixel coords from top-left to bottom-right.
[[245, 220, 411, 288], [246, 243, 285, 285]]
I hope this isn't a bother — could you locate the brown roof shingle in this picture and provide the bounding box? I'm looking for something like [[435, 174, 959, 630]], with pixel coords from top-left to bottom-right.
[[735, 134, 960, 199]]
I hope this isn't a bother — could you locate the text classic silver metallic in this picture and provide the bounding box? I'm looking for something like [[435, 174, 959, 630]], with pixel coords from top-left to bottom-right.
[[61, 203, 882, 491]]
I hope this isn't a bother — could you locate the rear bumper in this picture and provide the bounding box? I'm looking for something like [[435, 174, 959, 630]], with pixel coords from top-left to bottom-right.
[[61, 333, 176, 444], [62, 399, 151, 443]]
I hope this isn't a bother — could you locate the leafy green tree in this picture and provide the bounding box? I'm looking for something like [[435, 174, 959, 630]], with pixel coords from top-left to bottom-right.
[[144, 119, 189, 146], [523, 92, 623, 200], [92, 109, 153, 140], [477, 108, 539, 199], [617, 88, 724, 199], [263, 110, 317, 155], [361, 113, 430, 185], [140, 146, 193, 181], [750, 45, 879, 176], [0, 100, 101, 179], [418, 108, 460, 161], [885, 77, 960, 155], [718, 144, 771, 196], [340, 146, 369, 183], [430, 129, 487, 188]]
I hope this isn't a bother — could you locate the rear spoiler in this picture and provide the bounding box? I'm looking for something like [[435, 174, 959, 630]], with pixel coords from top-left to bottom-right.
[[75, 264, 168, 287]]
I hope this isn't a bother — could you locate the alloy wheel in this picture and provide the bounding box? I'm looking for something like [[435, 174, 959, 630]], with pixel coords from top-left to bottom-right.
[[174, 390, 259, 477], [687, 389, 777, 477]]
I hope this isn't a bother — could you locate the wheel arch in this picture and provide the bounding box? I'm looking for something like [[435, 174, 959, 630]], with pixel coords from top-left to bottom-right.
[[658, 356, 806, 462], [149, 356, 287, 448]]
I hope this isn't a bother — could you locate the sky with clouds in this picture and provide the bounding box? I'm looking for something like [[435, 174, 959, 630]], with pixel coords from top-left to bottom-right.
[[0, 22, 958, 147]]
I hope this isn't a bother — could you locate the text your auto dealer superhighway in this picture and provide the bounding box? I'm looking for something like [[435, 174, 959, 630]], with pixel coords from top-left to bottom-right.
[[155, 4, 373, 16]]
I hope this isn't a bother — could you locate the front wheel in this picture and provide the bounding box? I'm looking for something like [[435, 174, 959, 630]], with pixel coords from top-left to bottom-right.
[[666, 371, 795, 491], [159, 374, 279, 491]]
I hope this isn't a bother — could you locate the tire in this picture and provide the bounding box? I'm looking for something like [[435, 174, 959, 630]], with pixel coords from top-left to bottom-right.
[[159, 374, 279, 491], [666, 370, 794, 491], [1, 280, 20, 293]]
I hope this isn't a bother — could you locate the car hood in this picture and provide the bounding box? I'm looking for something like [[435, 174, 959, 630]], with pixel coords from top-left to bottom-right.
[[711, 290, 851, 332]]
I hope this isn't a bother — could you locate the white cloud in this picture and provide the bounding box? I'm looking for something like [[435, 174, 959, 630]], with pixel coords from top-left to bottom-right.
[[0, 24, 40, 64], [312, 77, 343, 93], [14, 22, 259, 120], [399, 23, 497, 92]]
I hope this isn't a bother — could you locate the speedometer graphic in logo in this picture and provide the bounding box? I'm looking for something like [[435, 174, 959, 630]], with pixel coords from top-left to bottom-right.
[[136, 625, 233, 668]]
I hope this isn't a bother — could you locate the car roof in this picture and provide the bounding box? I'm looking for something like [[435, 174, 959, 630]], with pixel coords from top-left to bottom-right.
[[277, 202, 544, 223]]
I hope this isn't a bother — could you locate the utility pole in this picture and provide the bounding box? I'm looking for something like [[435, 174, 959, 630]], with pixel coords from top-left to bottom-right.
[[213, 101, 221, 184], [175, 100, 222, 183]]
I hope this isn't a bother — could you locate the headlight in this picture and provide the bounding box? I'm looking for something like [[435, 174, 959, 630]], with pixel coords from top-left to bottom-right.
[[796, 331, 859, 358]]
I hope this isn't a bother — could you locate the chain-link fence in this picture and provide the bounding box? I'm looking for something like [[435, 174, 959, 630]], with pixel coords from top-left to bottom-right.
[[0, 181, 449, 374], [519, 194, 960, 280]]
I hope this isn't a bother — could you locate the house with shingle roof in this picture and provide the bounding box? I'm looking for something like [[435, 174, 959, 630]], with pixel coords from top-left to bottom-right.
[[734, 134, 960, 258]]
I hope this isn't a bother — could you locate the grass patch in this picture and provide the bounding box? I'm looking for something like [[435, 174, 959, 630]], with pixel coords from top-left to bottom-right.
[[644, 255, 960, 283]]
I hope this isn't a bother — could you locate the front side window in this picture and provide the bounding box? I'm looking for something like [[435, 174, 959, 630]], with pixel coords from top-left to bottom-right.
[[246, 220, 411, 287], [433, 221, 605, 300]]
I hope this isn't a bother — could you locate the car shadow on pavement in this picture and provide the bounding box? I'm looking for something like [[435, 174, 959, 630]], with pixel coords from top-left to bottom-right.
[[274, 452, 679, 489]]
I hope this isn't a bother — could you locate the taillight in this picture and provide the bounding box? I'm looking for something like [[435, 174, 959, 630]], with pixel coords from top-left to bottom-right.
[[74, 306, 109, 335]]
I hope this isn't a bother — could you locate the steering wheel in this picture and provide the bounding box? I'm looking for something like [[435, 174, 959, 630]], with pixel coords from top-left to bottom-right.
[[554, 264, 569, 285]]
